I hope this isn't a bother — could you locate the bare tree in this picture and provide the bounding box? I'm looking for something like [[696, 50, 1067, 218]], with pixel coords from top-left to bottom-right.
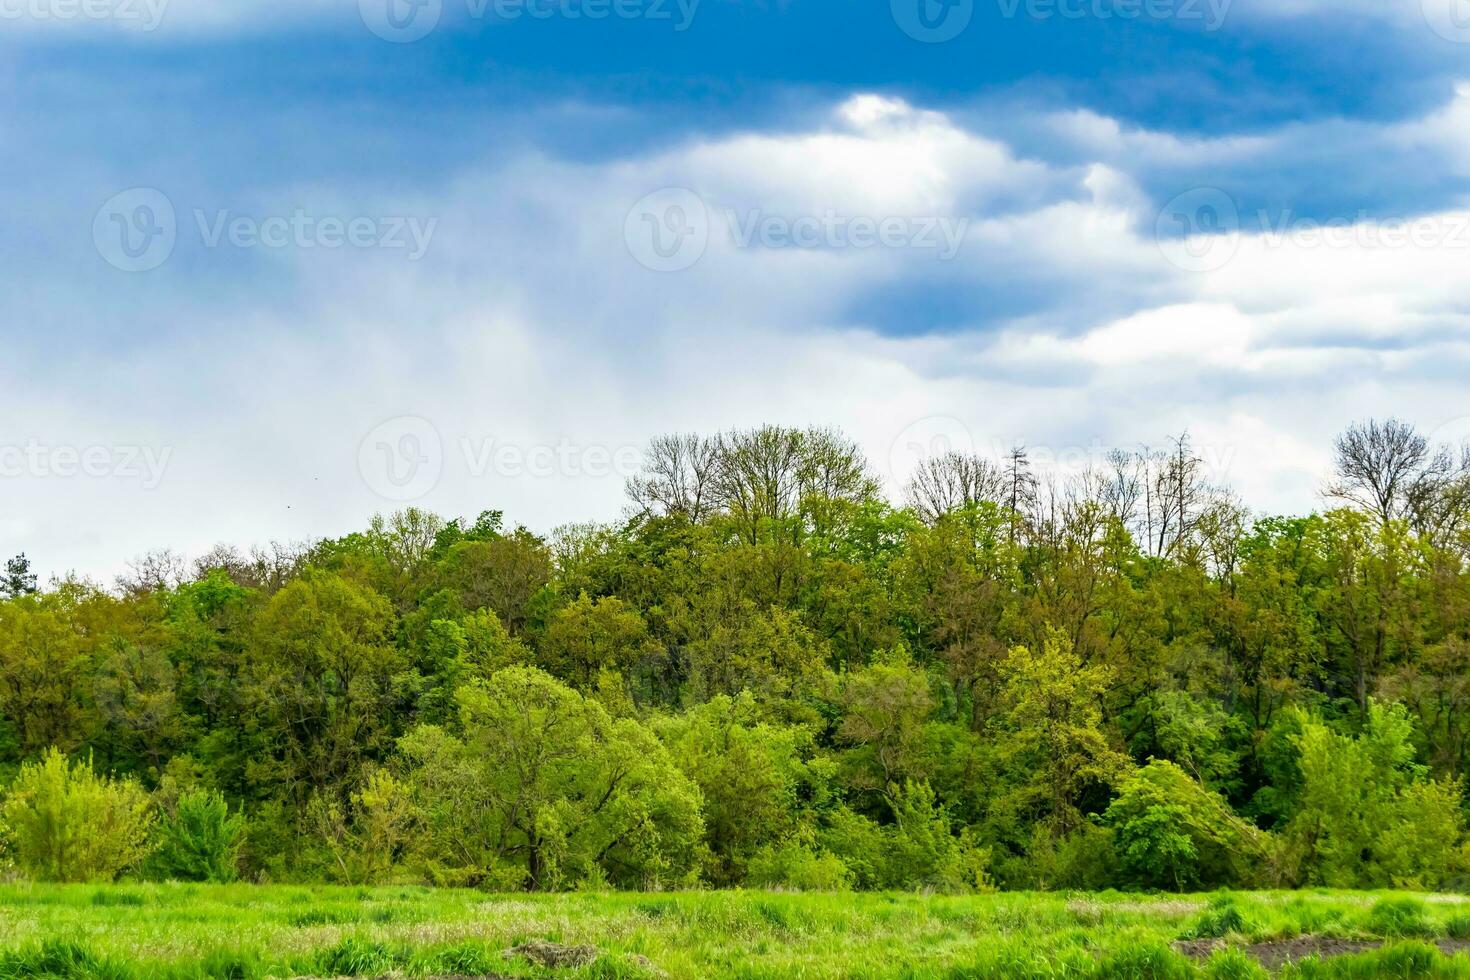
[[1325, 418, 1431, 525], [629, 425, 877, 537], [626, 432, 722, 521], [999, 446, 1038, 543], [194, 540, 310, 592], [1097, 448, 1144, 529], [904, 451, 1005, 523], [1407, 438, 1470, 550], [117, 549, 187, 595]]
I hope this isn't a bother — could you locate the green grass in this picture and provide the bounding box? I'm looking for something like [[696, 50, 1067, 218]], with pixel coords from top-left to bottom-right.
[[1, 885, 1470, 978]]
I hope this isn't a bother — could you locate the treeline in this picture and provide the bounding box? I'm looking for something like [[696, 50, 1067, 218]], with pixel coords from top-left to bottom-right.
[[2, 418, 1470, 891]]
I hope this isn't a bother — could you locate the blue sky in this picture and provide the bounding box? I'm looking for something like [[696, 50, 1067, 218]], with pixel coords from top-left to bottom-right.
[[5, 0, 1470, 580]]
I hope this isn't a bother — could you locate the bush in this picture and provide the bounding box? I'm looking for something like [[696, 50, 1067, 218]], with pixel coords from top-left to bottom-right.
[[1185, 896, 1249, 939], [1105, 760, 1270, 890], [1364, 896, 1436, 938], [0, 749, 153, 883], [747, 841, 852, 891], [149, 789, 245, 883]]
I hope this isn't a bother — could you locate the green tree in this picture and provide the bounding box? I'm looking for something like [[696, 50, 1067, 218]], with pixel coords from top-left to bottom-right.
[[1, 748, 154, 882], [540, 592, 654, 690], [1286, 701, 1467, 887], [2, 554, 38, 599], [399, 667, 703, 890], [1106, 759, 1271, 890], [149, 788, 245, 883], [992, 628, 1130, 835]]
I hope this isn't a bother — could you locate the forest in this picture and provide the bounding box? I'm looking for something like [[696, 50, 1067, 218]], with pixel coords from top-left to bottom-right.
[[2, 417, 1469, 894]]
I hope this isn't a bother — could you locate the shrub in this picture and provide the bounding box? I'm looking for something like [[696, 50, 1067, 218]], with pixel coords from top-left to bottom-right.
[[1203, 948, 1268, 980], [1091, 942, 1194, 980], [1444, 913, 1470, 940], [1186, 896, 1249, 939], [149, 789, 245, 883], [1105, 759, 1270, 890], [0, 749, 153, 883], [747, 841, 852, 891], [1364, 896, 1436, 938]]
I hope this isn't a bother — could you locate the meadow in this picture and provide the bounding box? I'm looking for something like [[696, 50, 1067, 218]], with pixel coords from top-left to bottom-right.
[[5, 885, 1470, 979]]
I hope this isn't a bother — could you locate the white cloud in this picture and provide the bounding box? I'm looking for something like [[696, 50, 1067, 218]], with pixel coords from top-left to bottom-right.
[[10, 91, 1470, 580]]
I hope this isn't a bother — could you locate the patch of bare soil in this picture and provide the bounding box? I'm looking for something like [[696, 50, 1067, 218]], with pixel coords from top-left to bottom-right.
[[1173, 936, 1470, 969], [505, 939, 601, 968]]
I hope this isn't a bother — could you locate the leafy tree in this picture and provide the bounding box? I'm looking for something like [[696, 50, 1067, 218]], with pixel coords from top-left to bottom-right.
[[1106, 759, 1270, 890], [540, 592, 654, 690], [1285, 701, 1467, 887], [656, 693, 817, 884], [242, 571, 406, 809], [991, 628, 1129, 835], [398, 667, 703, 890], [1, 554, 38, 599], [149, 788, 245, 882], [1, 748, 153, 882]]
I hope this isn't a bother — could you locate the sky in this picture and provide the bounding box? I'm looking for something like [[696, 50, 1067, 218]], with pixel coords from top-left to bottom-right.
[[4, 0, 1470, 582]]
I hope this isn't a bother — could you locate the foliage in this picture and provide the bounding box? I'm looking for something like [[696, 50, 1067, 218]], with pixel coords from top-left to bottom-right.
[[148, 789, 245, 883], [398, 667, 704, 890], [1106, 760, 1271, 890], [2, 419, 1470, 892], [0, 749, 153, 882]]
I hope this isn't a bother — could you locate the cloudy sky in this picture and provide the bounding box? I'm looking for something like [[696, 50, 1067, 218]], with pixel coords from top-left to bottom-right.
[[4, 0, 1470, 581]]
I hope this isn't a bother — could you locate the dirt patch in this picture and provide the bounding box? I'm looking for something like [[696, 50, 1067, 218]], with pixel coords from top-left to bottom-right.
[[505, 939, 601, 968], [1173, 936, 1470, 969]]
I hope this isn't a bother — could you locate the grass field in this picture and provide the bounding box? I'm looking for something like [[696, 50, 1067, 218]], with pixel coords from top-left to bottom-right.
[[5, 885, 1470, 978]]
